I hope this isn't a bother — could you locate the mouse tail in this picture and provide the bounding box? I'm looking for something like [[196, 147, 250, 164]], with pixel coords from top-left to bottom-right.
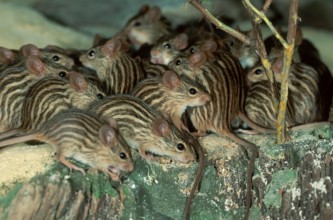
[[0, 129, 24, 140], [0, 133, 41, 148], [238, 112, 276, 135]]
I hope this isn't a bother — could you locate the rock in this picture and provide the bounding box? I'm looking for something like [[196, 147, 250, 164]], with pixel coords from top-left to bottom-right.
[[0, 2, 91, 49], [0, 124, 332, 219]]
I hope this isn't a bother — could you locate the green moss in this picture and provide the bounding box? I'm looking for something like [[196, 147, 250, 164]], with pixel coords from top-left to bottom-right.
[[0, 182, 23, 220], [263, 169, 297, 208]]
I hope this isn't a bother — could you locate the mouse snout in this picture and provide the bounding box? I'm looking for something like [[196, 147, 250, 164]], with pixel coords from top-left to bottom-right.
[[150, 49, 158, 57], [124, 163, 134, 172], [107, 165, 120, 181], [178, 153, 195, 163], [150, 50, 161, 64], [79, 55, 86, 64], [184, 154, 195, 163], [200, 94, 211, 103]]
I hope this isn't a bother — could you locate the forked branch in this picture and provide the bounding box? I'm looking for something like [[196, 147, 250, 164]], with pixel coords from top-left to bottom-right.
[[188, 0, 250, 45]]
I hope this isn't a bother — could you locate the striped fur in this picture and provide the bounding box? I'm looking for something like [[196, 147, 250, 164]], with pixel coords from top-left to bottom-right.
[[0, 45, 75, 72], [169, 50, 246, 134], [79, 39, 145, 95], [245, 81, 297, 129], [89, 95, 195, 163], [131, 72, 211, 130], [140, 59, 169, 78], [0, 109, 133, 179], [169, 49, 259, 217], [247, 62, 324, 123], [0, 57, 71, 132], [19, 74, 105, 132]]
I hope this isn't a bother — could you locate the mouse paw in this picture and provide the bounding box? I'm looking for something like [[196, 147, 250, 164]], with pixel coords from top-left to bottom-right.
[[58, 154, 86, 175]]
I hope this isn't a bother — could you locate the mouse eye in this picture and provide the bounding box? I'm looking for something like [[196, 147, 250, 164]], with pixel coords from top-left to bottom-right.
[[254, 68, 262, 75], [134, 21, 141, 27], [175, 59, 182, 66], [52, 55, 60, 62], [88, 50, 95, 58], [58, 71, 67, 77], [177, 143, 185, 151], [229, 41, 234, 47], [163, 43, 171, 49], [119, 152, 127, 160], [190, 47, 196, 54], [189, 88, 197, 95], [96, 93, 104, 99]]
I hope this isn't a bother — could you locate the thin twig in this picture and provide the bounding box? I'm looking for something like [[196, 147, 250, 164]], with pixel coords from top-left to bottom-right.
[[276, 0, 299, 143], [262, 0, 273, 12], [242, 1, 280, 111], [188, 0, 251, 45], [243, 0, 288, 49]]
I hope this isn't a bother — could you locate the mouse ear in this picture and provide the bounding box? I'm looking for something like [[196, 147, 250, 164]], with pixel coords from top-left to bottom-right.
[[92, 34, 103, 47], [152, 118, 171, 137], [163, 70, 180, 90], [147, 6, 161, 22], [103, 117, 118, 129], [93, 34, 101, 47], [201, 40, 218, 53], [102, 38, 122, 58], [272, 57, 284, 74], [0, 47, 16, 64], [189, 52, 206, 69], [139, 4, 150, 14], [68, 71, 88, 92], [44, 45, 66, 54], [25, 56, 46, 76], [173, 33, 188, 50], [20, 44, 41, 57], [99, 125, 117, 146], [295, 27, 303, 47]]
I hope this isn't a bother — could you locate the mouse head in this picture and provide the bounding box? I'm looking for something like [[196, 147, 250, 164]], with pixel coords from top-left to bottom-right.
[[186, 39, 218, 55], [162, 70, 211, 110], [96, 117, 134, 181], [79, 38, 128, 71], [20, 44, 75, 69], [150, 33, 189, 65], [122, 5, 171, 48], [20, 44, 41, 58], [246, 57, 284, 86], [0, 47, 18, 65], [224, 29, 258, 69], [144, 117, 195, 163], [42, 45, 75, 69], [68, 71, 105, 108], [169, 51, 207, 76], [25, 55, 72, 79]]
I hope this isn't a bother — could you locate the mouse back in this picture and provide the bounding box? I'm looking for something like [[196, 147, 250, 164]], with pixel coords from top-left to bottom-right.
[[89, 95, 195, 163], [79, 38, 145, 95]]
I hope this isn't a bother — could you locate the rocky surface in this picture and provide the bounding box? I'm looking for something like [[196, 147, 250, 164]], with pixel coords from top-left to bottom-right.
[[0, 124, 332, 219], [0, 1, 333, 219]]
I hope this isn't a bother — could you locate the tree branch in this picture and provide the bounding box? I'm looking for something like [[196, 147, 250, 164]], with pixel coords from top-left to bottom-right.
[[242, 1, 280, 111], [262, 0, 273, 12], [243, 0, 288, 49], [276, 0, 299, 143], [188, 0, 251, 45]]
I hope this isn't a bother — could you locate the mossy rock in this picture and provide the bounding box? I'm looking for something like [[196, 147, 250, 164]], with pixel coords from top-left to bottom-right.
[[0, 124, 332, 219]]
